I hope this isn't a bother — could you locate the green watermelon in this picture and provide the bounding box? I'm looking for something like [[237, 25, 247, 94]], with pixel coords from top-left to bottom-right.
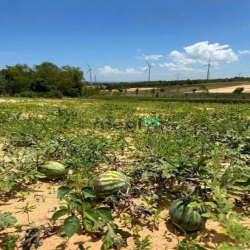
[[37, 161, 68, 179], [94, 171, 130, 198], [169, 198, 207, 232]]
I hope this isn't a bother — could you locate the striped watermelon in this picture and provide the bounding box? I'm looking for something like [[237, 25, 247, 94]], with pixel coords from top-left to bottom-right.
[[37, 161, 68, 179], [94, 171, 130, 198], [169, 198, 207, 232]]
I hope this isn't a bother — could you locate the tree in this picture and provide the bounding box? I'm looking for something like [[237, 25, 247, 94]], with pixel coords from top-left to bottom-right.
[[58, 66, 84, 96], [30, 78, 52, 92], [0, 64, 33, 95], [33, 62, 61, 90]]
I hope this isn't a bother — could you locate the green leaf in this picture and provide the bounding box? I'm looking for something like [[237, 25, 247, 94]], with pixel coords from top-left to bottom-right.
[[101, 224, 123, 250], [78, 244, 84, 250], [57, 186, 71, 199], [69, 192, 81, 201], [83, 220, 93, 231], [35, 172, 46, 178], [188, 201, 202, 208], [51, 209, 69, 222], [93, 221, 106, 230], [201, 213, 217, 220], [63, 216, 80, 238], [82, 187, 96, 199], [84, 210, 98, 222], [102, 233, 114, 250], [218, 242, 235, 250], [59, 205, 68, 210], [82, 202, 92, 212], [114, 227, 131, 239], [96, 207, 113, 222], [204, 202, 217, 209], [78, 244, 91, 250], [0, 212, 17, 231]]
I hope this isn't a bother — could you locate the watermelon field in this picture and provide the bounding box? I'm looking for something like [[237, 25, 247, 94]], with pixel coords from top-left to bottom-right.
[[0, 97, 250, 250]]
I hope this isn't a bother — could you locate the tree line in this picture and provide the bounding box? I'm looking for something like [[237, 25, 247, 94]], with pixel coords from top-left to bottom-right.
[[0, 62, 84, 97], [103, 77, 250, 90]]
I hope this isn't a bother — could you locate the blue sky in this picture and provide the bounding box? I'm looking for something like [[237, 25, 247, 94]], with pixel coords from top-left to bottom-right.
[[0, 0, 250, 82]]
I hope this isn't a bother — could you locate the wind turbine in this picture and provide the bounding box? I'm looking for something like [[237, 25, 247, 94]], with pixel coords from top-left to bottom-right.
[[144, 60, 152, 82], [202, 57, 214, 80], [237, 71, 242, 77], [175, 72, 181, 81], [86, 62, 96, 85]]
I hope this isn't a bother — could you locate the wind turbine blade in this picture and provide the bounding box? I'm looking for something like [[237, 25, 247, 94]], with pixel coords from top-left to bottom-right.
[[86, 69, 90, 74], [144, 67, 149, 73], [146, 60, 150, 66], [86, 62, 91, 69]]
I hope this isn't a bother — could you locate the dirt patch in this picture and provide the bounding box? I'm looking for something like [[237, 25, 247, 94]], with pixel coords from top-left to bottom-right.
[[1, 181, 249, 249], [0, 99, 22, 103], [207, 84, 250, 93], [127, 88, 160, 92]]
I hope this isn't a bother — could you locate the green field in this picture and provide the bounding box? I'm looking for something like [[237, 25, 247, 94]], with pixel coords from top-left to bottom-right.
[[0, 98, 249, 249]]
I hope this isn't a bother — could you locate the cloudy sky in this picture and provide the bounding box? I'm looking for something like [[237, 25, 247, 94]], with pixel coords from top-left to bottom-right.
[[0, 0, 250, 82]]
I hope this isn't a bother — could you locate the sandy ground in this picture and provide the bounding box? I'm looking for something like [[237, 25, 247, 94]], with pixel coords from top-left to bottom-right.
[[1, 180, 248, 250], [127, 88, 160, 92], [208, 84, 250, 93], [124, 84, 250, 94], [0, 99, 22, 103]]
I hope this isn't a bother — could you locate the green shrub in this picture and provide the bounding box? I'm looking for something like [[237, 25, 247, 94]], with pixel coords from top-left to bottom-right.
[[233, 87, 244, 94]]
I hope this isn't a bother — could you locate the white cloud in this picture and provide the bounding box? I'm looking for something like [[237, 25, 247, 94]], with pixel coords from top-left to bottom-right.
[[125, 68, 140, 74], [239, 50, 250, 55], [98, 66, 141, 75], [98, 66, 123, 75], [169, 41, 238, 65], [159, 63, 199, 72], [136, 54, 163, 61], [145, 55, 163, 60]]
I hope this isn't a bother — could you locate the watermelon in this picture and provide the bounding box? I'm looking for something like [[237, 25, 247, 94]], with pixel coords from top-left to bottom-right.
[[94, 171, 130, 198], [169, 198, 207, 232], [37, 161, 68, 179]]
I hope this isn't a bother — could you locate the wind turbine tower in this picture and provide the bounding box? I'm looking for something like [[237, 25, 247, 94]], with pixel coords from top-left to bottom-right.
[[175, 72, 181, 81], [202, 57, 213, 80], [86, 62, 96, 85], [145, 60, 152, 82]]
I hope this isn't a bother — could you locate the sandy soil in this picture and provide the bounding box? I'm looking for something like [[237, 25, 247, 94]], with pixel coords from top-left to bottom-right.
[[0, 99, 22, 103], [1, 180, 248, 250], [127, 88, 160, 92], [126, 84, 250, 94], [208, 84, 250, 93]]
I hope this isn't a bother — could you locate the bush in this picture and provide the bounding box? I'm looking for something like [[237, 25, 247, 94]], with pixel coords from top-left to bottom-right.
[[67, 88, 80, 97], [233, 87, 244, 94], [19, 91, 37, 98], [82, 87, 101, 97], [44, 90, 63, 98]]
